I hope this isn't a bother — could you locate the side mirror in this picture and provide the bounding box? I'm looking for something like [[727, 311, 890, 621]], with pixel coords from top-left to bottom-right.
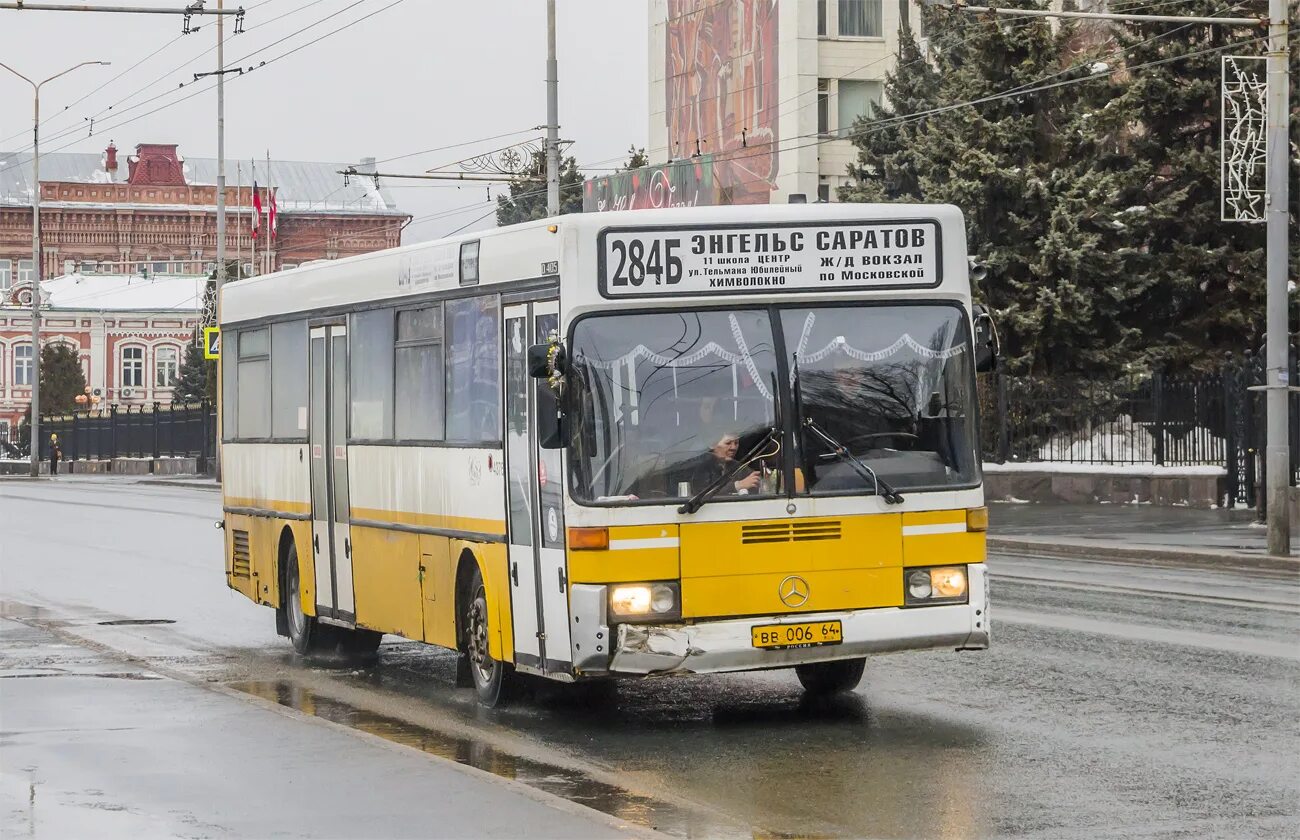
[[972, 304, 1000, 373], [528, 343, 566, 379]]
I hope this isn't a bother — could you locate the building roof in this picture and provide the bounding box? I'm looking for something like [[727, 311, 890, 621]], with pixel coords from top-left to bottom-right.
[[0, 149, 401, 215], [14, 273, 208, 313]]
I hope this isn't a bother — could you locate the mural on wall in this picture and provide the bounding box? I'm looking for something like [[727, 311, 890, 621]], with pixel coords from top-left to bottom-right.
[[584, 0, 780, 213], [665, 0, 779, 204], [583, 157, 717, 212]]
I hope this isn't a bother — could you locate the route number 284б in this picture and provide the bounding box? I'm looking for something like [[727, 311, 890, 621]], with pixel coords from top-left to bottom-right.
[[609, 237, 682, 287]]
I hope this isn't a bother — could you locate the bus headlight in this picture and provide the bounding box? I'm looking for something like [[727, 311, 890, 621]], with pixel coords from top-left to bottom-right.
[[904, 566, 968, 606], [609, 582, 680, 622]]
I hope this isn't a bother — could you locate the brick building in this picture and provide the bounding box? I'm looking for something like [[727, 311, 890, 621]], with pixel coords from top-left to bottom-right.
[[0, 273, 206, 436], [0, 142, 407, 285], [0, 141, 408, 434]]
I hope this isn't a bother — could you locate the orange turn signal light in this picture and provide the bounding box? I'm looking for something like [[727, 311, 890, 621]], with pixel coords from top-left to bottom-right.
[[966, 507, 988, 532], [567, 527, 609, 550]]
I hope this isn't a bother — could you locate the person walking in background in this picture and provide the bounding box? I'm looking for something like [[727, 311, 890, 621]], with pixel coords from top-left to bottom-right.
[[48, 433, 62, 476]]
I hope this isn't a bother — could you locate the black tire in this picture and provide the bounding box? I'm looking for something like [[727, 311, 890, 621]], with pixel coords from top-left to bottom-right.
[[461, 565, 513, 707], [284, 540, 337, 655], [795, 658, 866, 695]]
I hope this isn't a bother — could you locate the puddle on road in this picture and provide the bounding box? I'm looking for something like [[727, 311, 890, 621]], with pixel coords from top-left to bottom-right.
[[97, 619, 176, 626], [228, 680, 782, 839]]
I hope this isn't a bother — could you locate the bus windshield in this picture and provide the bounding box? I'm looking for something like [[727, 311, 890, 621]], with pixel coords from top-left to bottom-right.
[[783, 304, 978, 495], [568, 303, 978, 505], [569, 309, 781, 503]]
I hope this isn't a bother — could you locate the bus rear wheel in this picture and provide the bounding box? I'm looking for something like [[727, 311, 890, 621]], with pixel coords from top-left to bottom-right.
[[795, 658, 866, 695], [462, 565, 513, 707], [283, 540, 337, 655]]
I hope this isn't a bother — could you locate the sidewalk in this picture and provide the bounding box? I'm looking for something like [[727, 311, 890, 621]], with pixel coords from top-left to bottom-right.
[[0, 618, 654, 840], [987, 502, 1294, 570]]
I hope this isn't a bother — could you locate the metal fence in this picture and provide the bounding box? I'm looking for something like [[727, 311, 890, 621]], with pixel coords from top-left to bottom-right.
[[38, 402, 215, 467], [979, 355, 1278, 509]]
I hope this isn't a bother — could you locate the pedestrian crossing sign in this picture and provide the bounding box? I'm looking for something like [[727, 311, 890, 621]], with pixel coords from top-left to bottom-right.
[[203, 326, 221, 360]]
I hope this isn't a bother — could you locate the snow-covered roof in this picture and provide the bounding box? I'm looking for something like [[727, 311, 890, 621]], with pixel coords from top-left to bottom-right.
[[14, 273, 207, 313], [0, 150, 402, 215]]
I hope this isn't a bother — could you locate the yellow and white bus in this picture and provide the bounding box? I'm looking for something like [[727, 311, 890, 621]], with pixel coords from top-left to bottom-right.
[[220, 204, 992, 705]]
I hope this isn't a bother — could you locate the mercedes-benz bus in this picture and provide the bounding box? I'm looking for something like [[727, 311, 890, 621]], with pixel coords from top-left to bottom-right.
[[219, 203, 992, 706]]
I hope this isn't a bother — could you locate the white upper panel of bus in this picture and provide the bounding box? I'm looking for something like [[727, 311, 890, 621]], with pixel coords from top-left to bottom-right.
[[221, 204, 970, 326]]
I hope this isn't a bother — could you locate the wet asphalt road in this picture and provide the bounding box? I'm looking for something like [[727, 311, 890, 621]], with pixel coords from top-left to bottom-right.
[[2, 478, 1298, 839]]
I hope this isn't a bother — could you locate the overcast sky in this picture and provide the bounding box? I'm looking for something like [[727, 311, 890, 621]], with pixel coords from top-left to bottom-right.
[[0, 0, 648, 242]]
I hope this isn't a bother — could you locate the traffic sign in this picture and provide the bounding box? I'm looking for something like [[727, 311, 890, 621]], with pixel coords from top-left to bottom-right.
[[203, 326, 221, 360]]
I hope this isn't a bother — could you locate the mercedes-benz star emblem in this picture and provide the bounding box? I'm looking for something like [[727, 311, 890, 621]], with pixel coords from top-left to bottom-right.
[[778, 575, 809, 608]]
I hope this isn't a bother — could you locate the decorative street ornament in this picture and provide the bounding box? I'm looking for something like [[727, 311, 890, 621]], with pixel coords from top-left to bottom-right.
[[1221, 55, 1268, 223], [426, 138, 571, 179]]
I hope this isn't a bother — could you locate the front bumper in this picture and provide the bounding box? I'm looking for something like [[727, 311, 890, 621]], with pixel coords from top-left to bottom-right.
[[598, 563, 989, 676]]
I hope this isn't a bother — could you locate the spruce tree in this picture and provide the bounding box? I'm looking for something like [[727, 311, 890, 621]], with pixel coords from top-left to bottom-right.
[[38, 343, 87, 415], [842, 2, 1060, 373], [495, 151, 584, 225], [175, 339, 216, 404]]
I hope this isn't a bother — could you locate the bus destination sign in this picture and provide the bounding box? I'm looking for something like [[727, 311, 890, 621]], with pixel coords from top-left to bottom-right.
[[597, 219, 941, 298]]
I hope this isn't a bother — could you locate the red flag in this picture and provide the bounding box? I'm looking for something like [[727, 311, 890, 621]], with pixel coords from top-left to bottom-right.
[[269, 189, 278, 241], [251, 181, 262, 239]]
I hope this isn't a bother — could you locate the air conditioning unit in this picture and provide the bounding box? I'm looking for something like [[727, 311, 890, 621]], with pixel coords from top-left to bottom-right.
[[121, 388, 135, 398]]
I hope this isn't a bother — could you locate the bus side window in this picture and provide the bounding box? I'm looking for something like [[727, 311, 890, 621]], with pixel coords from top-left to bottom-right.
[[445, 295, 500, 444], [395, 305, 445, 441], [349, 308, 395, 441], [271, 320, 308, 438], [237, 328, 270, 439], [222, 328, 239, 440]]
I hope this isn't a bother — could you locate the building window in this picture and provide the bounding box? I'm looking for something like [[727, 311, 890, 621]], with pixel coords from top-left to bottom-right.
[[17, 259, 33, 285], [121, 346, 144, 388], [837, 79, 883, 136], [839, 0, 882, 37], [818, 0, 827, 35], [0, 259, 10, 290], [155, 346, 179, 388], [14, 344, 33, 386], [819, 183, 832, 203], [817, 79, 831, 137]]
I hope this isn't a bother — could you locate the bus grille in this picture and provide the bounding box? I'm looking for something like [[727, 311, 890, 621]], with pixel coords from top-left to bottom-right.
[[231, 530, 251, 578], [741, 520, 842, 544]]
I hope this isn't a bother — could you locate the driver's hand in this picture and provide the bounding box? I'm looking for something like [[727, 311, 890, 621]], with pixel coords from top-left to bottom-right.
[[734, 473, 760, 492]]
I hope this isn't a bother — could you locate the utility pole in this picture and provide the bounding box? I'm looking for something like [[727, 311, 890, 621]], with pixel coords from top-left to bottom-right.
[[545, 0, 560, 216], [1263, 0, 1290, 554], [0, 60, 109, 477], [932, 2, 1288, 555], [215, 0, 227, 480]]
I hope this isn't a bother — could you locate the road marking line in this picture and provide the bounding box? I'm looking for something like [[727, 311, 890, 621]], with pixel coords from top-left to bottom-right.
[[996, 607, 1300, 661]]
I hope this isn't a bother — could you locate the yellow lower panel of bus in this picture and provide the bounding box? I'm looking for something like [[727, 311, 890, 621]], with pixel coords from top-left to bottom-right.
[[682, 568, 901, 619], [567, 524, 680, 584], [224, 513, 258, 602], [901, 510, 986, 568], [351, 526, 425, 640]]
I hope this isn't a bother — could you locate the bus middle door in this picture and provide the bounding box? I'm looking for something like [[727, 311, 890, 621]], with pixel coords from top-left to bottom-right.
[[309, 323, 356, 625]]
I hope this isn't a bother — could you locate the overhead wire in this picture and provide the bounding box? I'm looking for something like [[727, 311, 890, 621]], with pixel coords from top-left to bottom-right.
[[5, 0, 409, 168]]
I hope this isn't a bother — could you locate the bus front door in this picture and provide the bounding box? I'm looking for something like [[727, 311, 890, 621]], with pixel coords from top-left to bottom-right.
[[309, 324, 356, 625], [503, 302, 571, 675]]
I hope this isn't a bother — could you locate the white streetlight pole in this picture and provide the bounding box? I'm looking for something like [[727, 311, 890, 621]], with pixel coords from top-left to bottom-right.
[[0, 60, 110, 477]]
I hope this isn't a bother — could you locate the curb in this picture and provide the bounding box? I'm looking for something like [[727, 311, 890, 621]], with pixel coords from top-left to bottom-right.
[[136, 477, 220, 490], [988, 536, 1299, 574]]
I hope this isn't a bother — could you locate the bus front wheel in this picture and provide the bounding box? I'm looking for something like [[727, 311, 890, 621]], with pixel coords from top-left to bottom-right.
[[795, 658, 866, 695], [283, 540, 337, 655], [461, 565, 514, 707]]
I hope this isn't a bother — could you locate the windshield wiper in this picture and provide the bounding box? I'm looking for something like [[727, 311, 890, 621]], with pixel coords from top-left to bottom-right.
[[791, 353, 904, 505], [678, 426, 781, 515]]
